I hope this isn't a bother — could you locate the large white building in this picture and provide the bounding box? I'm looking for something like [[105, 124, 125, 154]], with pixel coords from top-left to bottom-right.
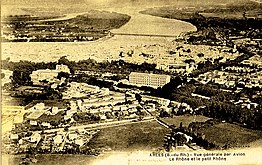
[[30, 64, 70, 85], [129, 72, 171, 88]]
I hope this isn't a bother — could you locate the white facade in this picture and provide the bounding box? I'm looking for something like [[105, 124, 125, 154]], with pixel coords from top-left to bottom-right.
[[30, 64, 70, 85], [129, 72, 171, 88]]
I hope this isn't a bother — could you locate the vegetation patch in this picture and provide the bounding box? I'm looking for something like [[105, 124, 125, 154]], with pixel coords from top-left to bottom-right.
[[191, 122, 262, 148]]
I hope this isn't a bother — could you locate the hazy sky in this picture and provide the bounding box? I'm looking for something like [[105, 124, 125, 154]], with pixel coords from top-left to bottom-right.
[[2, 0, 251, 7], [2, 0, 258, 16]]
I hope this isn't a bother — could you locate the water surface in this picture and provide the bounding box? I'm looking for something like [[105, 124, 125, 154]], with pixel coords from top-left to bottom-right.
[[2, 7, 196, 62]]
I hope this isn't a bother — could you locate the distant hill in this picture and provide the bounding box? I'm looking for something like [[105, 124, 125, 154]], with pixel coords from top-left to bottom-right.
[[141, 0, 262, 20], [1, 0, 249, 6]]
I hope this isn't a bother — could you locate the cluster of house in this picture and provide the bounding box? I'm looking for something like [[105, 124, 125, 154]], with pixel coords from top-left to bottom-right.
[[222, 66, 260, 73], [8, 131, 42, 154], [232, 97, 260, 110], [66, 91, 144, 121], [74, 70, 100, 76], [2, 32, 32, 41], [7, 128, 99, 154], [196, 70, 236, 87], [169, 101, 193, 114], [118, 43, 240, 74], [241, 55, 262, 68], [42, 129, 98, 153], [2, 105, 26, 133], [223, 55, 262, 76], [24, 103, 66, 128], [2, 24, 96, 42], [197, 69, 262, 89], [234, 38, 262, 52], [62, 82, 109, 99], [17, 91, 140, 129], [62, 81, 196, 120], [3, 78, 203, 154], [142, 95, 193, 115], [16, 81, 196, 130]]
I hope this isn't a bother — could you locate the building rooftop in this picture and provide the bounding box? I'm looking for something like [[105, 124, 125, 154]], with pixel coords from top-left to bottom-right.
[[130, 72, 170, 78], [26, 111, 45, 120]]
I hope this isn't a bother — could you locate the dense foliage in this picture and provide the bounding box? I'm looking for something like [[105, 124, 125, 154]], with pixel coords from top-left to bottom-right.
[[156, 81, 262, 130]]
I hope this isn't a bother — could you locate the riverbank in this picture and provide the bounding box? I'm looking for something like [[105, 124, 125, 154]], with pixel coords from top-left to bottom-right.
[[140, 3, 262, 46], [1, 5, 197, 62]]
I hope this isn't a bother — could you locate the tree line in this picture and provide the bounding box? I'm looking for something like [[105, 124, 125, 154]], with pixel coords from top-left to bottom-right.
[[152, 78, 262, 130], [2, 56, 168, 87]]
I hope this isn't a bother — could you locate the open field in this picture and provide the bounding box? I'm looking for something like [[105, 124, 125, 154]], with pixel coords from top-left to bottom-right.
[[197, 123, 262, 148], [88, 120, 169, 152], [161, 115, 211, 127]]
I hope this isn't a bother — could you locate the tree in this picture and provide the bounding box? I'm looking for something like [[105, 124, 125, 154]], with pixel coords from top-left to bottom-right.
[[159, 110, 170, 117], [179, 122, 183, 130], [1, 73, 5, 79], [58, 56, 75, 74], [184, 59, 195, 64], [12, 70, 32, 86], [173, 133, 187, 146], [57, 72, 70, 80], [135, 93, 142, 103], [105, 112, 114, 119]]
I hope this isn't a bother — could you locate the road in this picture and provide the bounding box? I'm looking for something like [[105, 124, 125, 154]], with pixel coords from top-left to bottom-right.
[[113, 33, 178, 38], [37, 117, 155, 133]]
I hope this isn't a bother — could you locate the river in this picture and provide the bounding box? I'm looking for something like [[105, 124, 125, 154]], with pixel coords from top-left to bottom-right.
[[1, 7, 196, 62], [109, 7, 196, 36], [2, 6, 197, 165]]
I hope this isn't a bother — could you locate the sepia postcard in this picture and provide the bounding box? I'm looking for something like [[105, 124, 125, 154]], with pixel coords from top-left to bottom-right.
[[1, 0, 262, 164]]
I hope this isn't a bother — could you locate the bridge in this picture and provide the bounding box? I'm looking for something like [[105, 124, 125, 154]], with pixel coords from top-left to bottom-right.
[[112, 32, 178, 38]]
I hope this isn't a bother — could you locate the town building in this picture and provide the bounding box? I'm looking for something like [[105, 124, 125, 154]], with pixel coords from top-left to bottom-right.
[[62, 82, 100, 99], [142, 95, 170, 107], [30, 64, 70, 85], [129, 72, 171, 88]]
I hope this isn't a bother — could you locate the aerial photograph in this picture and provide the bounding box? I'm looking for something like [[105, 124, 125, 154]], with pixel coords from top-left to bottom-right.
[[1, 0, 262, 164]]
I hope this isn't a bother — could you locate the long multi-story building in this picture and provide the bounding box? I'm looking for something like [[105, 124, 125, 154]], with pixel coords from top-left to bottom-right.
[[129, 72, 171, 88], [30, 64, 70, 85]]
